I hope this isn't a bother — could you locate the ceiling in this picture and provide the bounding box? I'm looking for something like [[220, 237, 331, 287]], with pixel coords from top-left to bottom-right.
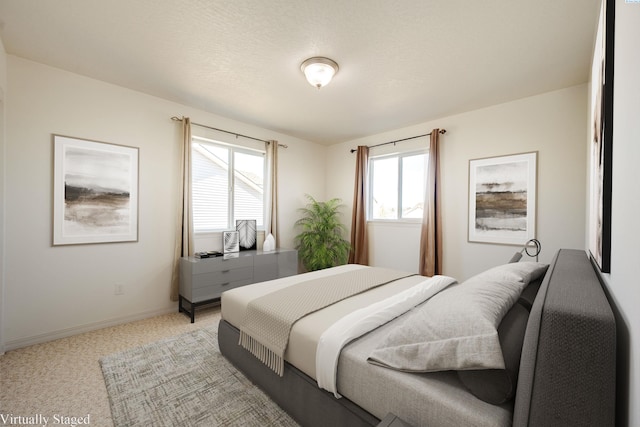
[[0, 0, 601, 145]]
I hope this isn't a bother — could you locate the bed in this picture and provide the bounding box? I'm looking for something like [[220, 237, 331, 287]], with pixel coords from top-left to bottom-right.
[[217, 249, 616, 426]]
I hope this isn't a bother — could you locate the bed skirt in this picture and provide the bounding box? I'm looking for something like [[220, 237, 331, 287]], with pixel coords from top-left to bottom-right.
[[218, 319, 379, 427]]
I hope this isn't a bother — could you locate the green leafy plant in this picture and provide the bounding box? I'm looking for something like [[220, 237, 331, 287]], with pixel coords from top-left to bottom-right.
[[294, 195, 352, 271]]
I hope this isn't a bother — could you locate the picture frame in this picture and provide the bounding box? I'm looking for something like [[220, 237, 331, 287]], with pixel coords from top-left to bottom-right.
[[223, 230, 240, 253], [53, 135, 139, 245], [468, 152, 537, 245], [588, 0, 614, 273], [236, 219, 257, 251]]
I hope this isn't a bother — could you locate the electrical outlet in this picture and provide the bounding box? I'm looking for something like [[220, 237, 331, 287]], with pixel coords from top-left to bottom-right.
[[114, 283, 125, 295]]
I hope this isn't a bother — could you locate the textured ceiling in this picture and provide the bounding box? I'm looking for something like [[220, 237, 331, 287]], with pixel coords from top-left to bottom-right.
[[0, 0, 600, 145]]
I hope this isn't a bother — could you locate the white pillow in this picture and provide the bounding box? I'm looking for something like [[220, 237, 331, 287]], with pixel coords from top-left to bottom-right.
[[367, 262, 548, 372]]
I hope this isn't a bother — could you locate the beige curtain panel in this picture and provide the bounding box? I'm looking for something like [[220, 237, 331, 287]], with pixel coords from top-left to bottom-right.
[[266, 140, 279, 247], [170, 117, 194, 301], [419, 129, 443, 276], [349, 145, 369, 265]]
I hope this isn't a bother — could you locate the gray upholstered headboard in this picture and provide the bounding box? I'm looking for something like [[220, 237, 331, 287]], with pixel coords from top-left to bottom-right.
[[513, 249, 616, 426]]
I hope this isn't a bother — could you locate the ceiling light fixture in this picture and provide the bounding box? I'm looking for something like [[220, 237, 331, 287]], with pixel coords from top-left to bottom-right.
[[301, 57, 339, 89]]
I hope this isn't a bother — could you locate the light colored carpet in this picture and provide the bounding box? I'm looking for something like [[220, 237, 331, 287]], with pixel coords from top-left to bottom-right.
[[0, 306, 222, 426], [100, 325, 298, 427]]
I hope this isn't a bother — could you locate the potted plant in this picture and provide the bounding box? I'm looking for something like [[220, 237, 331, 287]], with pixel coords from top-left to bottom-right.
[[294, 194, 352, 271]]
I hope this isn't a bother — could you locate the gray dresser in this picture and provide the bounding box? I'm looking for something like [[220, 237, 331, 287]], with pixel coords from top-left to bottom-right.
[[179, 249, 298, 322]]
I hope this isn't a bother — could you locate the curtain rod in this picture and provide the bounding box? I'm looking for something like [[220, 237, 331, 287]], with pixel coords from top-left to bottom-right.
[[171, 116, 288, 148], [349, 129, 446, 153]]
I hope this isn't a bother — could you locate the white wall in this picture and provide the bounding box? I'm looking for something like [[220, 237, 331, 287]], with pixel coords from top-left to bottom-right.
[[594, 2, 640, 425], [3, 56, 325, 349], [327, 85, 588, 280]]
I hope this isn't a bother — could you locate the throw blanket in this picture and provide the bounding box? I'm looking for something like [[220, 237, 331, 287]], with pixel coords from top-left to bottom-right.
[[239, 267, 414, 375], [315, 275, 457, 397]]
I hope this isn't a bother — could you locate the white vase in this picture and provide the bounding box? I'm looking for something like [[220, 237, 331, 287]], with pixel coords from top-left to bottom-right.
[[263, 233, 275, 252]]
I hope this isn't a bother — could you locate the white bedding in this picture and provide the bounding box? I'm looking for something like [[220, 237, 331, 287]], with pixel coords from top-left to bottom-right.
[[221, 264, 429, 378], [315, 274, 456, 396]]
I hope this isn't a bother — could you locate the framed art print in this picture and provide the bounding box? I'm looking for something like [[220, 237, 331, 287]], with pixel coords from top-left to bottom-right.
[[223, 230, 240, 253], [53, 135, 139, 245], [468, 152, 537, 245], [236, 219, 257, 251], [588, 0, 614, 273]]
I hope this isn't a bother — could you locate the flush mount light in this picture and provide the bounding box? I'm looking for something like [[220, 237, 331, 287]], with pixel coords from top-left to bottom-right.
[[301, 57, 339, 89]]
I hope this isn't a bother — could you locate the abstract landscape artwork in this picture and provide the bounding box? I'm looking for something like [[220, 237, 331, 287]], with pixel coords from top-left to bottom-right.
[[53, 135, 139, 245], [468, 152, 536, 245]]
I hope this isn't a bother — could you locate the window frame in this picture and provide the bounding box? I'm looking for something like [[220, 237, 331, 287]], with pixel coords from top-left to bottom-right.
[[367, 149, 429, 223], [191, 136, 267, 233]]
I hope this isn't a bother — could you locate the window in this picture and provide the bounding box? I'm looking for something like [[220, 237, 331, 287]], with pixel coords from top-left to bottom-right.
[[369, 150, 428, 220], [191, 137, 265, 232]]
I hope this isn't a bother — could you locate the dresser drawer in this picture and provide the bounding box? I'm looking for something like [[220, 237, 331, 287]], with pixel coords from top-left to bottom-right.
[[253, 253, 279, 282], [190, 278, 254, 302], [189, 255, 253, 274], [191, 266, 253, 289]]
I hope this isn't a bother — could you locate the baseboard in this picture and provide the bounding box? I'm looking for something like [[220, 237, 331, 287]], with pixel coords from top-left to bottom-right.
[[2, 306, 177, 352]]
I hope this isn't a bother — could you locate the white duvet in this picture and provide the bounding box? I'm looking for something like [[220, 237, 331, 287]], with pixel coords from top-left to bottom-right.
[[315, 274, 457, 397]]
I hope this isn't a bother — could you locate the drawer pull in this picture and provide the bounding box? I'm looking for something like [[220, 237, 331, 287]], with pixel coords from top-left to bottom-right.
[[221, 282, 230, 286], [221, 269, 230, 273]]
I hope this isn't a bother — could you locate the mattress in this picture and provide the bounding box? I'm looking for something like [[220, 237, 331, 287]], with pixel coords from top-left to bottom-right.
[[221, 265, 512, 426]]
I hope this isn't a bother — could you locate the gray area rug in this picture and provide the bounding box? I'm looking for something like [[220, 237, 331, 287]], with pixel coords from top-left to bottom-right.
[[99, 324, 299, 426]]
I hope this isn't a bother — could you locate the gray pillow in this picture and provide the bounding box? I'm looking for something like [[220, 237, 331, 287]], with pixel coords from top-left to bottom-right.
[[367, 262, 548, 373], [457, 302, 530, 404], [518, 276, 543, 311]]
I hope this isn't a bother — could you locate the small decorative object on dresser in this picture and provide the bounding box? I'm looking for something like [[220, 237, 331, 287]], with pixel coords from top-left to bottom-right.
[[236, 219, 257, 250], [223, 231, 239, 253], [263, 233, 276, 252], [179, 249, 298, 323]]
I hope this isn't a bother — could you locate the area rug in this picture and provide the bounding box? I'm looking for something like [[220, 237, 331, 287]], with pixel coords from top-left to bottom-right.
[[99, 324, 299, 426]]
